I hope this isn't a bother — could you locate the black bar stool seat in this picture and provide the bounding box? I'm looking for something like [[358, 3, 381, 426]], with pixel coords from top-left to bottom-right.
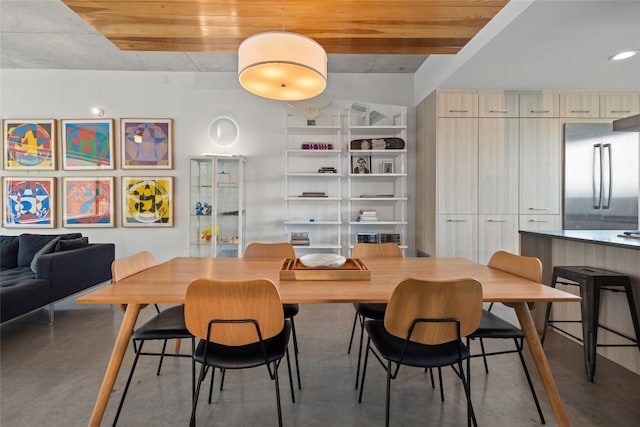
[[541, 266, 640, 382]]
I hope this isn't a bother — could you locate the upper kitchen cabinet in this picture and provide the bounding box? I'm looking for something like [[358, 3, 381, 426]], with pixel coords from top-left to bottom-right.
[[478, 91, 519, 117], [560, 93, 599, 118], [519, 92, 559, 118], [599, 93, 640, 118], [519, 118, 562, 215], [436, 91, 478, 117]]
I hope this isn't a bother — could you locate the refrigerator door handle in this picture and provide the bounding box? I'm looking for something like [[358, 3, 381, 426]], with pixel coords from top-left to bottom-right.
[[602, 143, 612, 209], [593, 144, 602, 209]]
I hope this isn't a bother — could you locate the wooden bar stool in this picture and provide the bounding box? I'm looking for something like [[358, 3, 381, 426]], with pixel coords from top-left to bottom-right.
[[541, 266, 640, 382]]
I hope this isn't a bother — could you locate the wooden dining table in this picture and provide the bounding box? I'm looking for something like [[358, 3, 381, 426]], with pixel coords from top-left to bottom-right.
[[77, 256, 580, 426]]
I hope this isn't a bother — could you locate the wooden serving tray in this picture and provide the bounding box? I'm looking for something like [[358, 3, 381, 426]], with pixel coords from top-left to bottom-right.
[[279, 258, 371, 281]]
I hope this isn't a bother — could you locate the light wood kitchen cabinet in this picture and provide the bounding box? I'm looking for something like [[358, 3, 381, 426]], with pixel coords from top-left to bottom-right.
[[519, 93, 559, 118], [478, 214, 519, 264], [519, 119, 562, 215], [478, 91, 519, 117], [436, 214, 477, 261], [436, 91, 478, 117], [519, 214, 562, 231], [560, 93, 599, 118], [478, 118, 519, 214], [599, 93, 640, 118], [437, 118, 478, 214]]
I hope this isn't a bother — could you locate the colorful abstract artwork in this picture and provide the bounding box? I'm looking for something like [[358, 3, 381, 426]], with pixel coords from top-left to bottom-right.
[[3, 119, 56, 170], [122, 177, 173, 227], [62, 119, 114, 170], [62, 177, 114, 227], [121, 119, 173, 169], [3, 177, 55, 228]]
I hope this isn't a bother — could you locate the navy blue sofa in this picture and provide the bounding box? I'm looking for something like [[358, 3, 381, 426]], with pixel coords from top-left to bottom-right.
[[1, 233, 115, 323]]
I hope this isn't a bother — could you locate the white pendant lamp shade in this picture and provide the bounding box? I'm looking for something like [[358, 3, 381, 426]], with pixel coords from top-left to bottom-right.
[[238, 32, 327, 101]]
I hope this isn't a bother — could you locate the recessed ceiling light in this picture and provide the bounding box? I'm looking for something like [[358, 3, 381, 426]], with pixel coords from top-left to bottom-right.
[[609, 50, 638, 61]]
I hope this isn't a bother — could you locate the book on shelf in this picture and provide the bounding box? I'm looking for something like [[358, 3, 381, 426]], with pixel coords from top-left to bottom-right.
[[290, 231, 310, 246], [357, 233, 379, 243], [379, 233, 401, 244], [299, 191, 328, 197], [359, 194, 394, 198], [357, 209, 377, 222], [301, 143, 333, 150], [317, 167, 337, 173]]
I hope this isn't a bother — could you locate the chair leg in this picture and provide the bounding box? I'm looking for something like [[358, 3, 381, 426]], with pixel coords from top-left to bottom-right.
[[207, 366, 217, 404], [272, 361, 283, 427], [190, 361, 208, 427], [347, 310, 359, 353], [156, 339, 168, 375], [355, 314, 366, 389], [438, 367, 444, 402], [289, 316, 302, 389], [478, 338, 489, 373], [385, 360, 392, 427], [458, 360, 477, 427], [285, 348, 296, 403], [112, 340, 145, 426], [514, 338, 546, 424], [358, 338, 372, 403]]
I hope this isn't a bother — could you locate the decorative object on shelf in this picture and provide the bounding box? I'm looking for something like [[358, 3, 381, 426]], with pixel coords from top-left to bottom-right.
[[352, 156, 371, 174], [290, 231, 310, 246], [288, 94, 332, 122], [121, 176, 173, 227], [357, 209, 378, 222], [350, 138, 405, 150], [61, 119, 114, 170], [238, 32, 327, 101], [201, 225, 212, 242], [2, 119, 56, 170], [317, 167, 337, 173], [3, 176, 56, 228], [120, 118, 173, 169], [299, 253, 347, 268], [208, 116, 239, 147], [301, 143, 333, 150], [62, 176, 114, 227], [381, 161, 394, 174]]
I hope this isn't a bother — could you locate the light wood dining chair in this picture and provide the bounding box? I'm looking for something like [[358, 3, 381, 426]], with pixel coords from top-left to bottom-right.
[[358, 277, 483, 427], [467, 250, 545, 423], [244, 242, 302, 389], [112, 251, 195, 426], [348, 242, 402, 389], [184, 278, 293, 427]]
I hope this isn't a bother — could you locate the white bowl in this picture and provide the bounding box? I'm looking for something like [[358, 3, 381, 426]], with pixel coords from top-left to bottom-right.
[[299, 253, 347, 268]]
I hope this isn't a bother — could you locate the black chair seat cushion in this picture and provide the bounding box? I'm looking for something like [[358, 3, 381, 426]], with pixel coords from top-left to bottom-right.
[[283, 303, 299, 318], [132, 305, 192, 340], [470, 309, 524, 339], [365, 320, 469, 368], [194, 321, 291, 369], [354, 303, 387, 320]]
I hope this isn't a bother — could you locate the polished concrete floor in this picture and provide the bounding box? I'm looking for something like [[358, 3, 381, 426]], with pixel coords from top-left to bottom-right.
[[1, 299, 639, 426]]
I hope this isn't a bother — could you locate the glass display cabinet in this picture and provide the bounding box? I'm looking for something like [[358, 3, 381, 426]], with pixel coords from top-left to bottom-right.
[[190, 155, 246, 257]]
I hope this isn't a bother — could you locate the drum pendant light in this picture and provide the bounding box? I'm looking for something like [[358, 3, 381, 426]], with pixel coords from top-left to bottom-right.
[[238, 31, 327, 101]]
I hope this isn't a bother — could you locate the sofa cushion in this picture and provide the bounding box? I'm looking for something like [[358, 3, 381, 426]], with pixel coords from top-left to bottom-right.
[[0, 267, 51, 323], [1, 235, 20, 270], [55, 237, 89, 252], [17, 233, 82, 267], [30, 236, 62, 274]]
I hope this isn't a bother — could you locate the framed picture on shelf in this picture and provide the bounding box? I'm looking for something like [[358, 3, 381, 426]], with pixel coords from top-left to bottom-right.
[[381, 161, 394, 174], [120, 118, 173, 169], [3, 119, 56, 170], [62, 177, 114, 227], [61, 119, 114, 170], [121, 176, 173, 227], [3, 177, 56, 228], [352, 155, 371, 174]]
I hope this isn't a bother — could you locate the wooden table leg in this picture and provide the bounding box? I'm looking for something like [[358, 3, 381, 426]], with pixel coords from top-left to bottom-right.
[[88, 304, 141, 427], [514, 302, 570, 427]]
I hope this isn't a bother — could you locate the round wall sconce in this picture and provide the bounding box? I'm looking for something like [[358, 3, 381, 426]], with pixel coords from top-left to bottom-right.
[[91, 107, 104, 117], [209, 116, 239, 147]]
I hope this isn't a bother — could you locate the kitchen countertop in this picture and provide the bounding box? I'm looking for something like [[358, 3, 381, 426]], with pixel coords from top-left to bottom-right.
[[519, 229, 640, 250]]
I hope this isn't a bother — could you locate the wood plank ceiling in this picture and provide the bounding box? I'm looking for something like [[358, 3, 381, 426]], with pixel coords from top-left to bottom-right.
[[61, 0, 508, 55]]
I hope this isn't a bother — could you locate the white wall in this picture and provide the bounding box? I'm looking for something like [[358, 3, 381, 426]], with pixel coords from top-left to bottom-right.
[[0, 70, 415, 262]]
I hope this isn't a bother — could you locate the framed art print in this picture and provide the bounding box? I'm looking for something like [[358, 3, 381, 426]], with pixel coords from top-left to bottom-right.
[[3, 177, 56, 228], [61, 119, 114, 170], [121, 119, 173, 169], [62, 177, 114, 227], [3, 119, 56, 170], [122, 176, 173, 227], [352, 155, 371, 174]]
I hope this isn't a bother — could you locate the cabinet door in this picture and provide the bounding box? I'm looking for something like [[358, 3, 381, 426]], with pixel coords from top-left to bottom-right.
[[436, 215, 477, 261], [519, 119, 562, 215], [520, 93, 559, 118], [478, 214, 519, 265], [478, 91, 519, 117], [600, 93, 640, 118], [478, 118, 519, 214], [437, 91, 478, 117], [519, 214, 562, 231], [437, 118, 478, 214], [560, 93, 599, 118]]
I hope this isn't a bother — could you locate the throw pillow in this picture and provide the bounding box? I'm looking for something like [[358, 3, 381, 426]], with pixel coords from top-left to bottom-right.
[[1, 235, 20, 269], [17, 234, 59, 267], [55, 237, 89, 252], [30, 236, 62, 274]]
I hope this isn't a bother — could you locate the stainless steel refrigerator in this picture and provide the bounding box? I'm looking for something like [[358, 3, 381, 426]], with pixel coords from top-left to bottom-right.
[[564, 123, 639, 230]]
